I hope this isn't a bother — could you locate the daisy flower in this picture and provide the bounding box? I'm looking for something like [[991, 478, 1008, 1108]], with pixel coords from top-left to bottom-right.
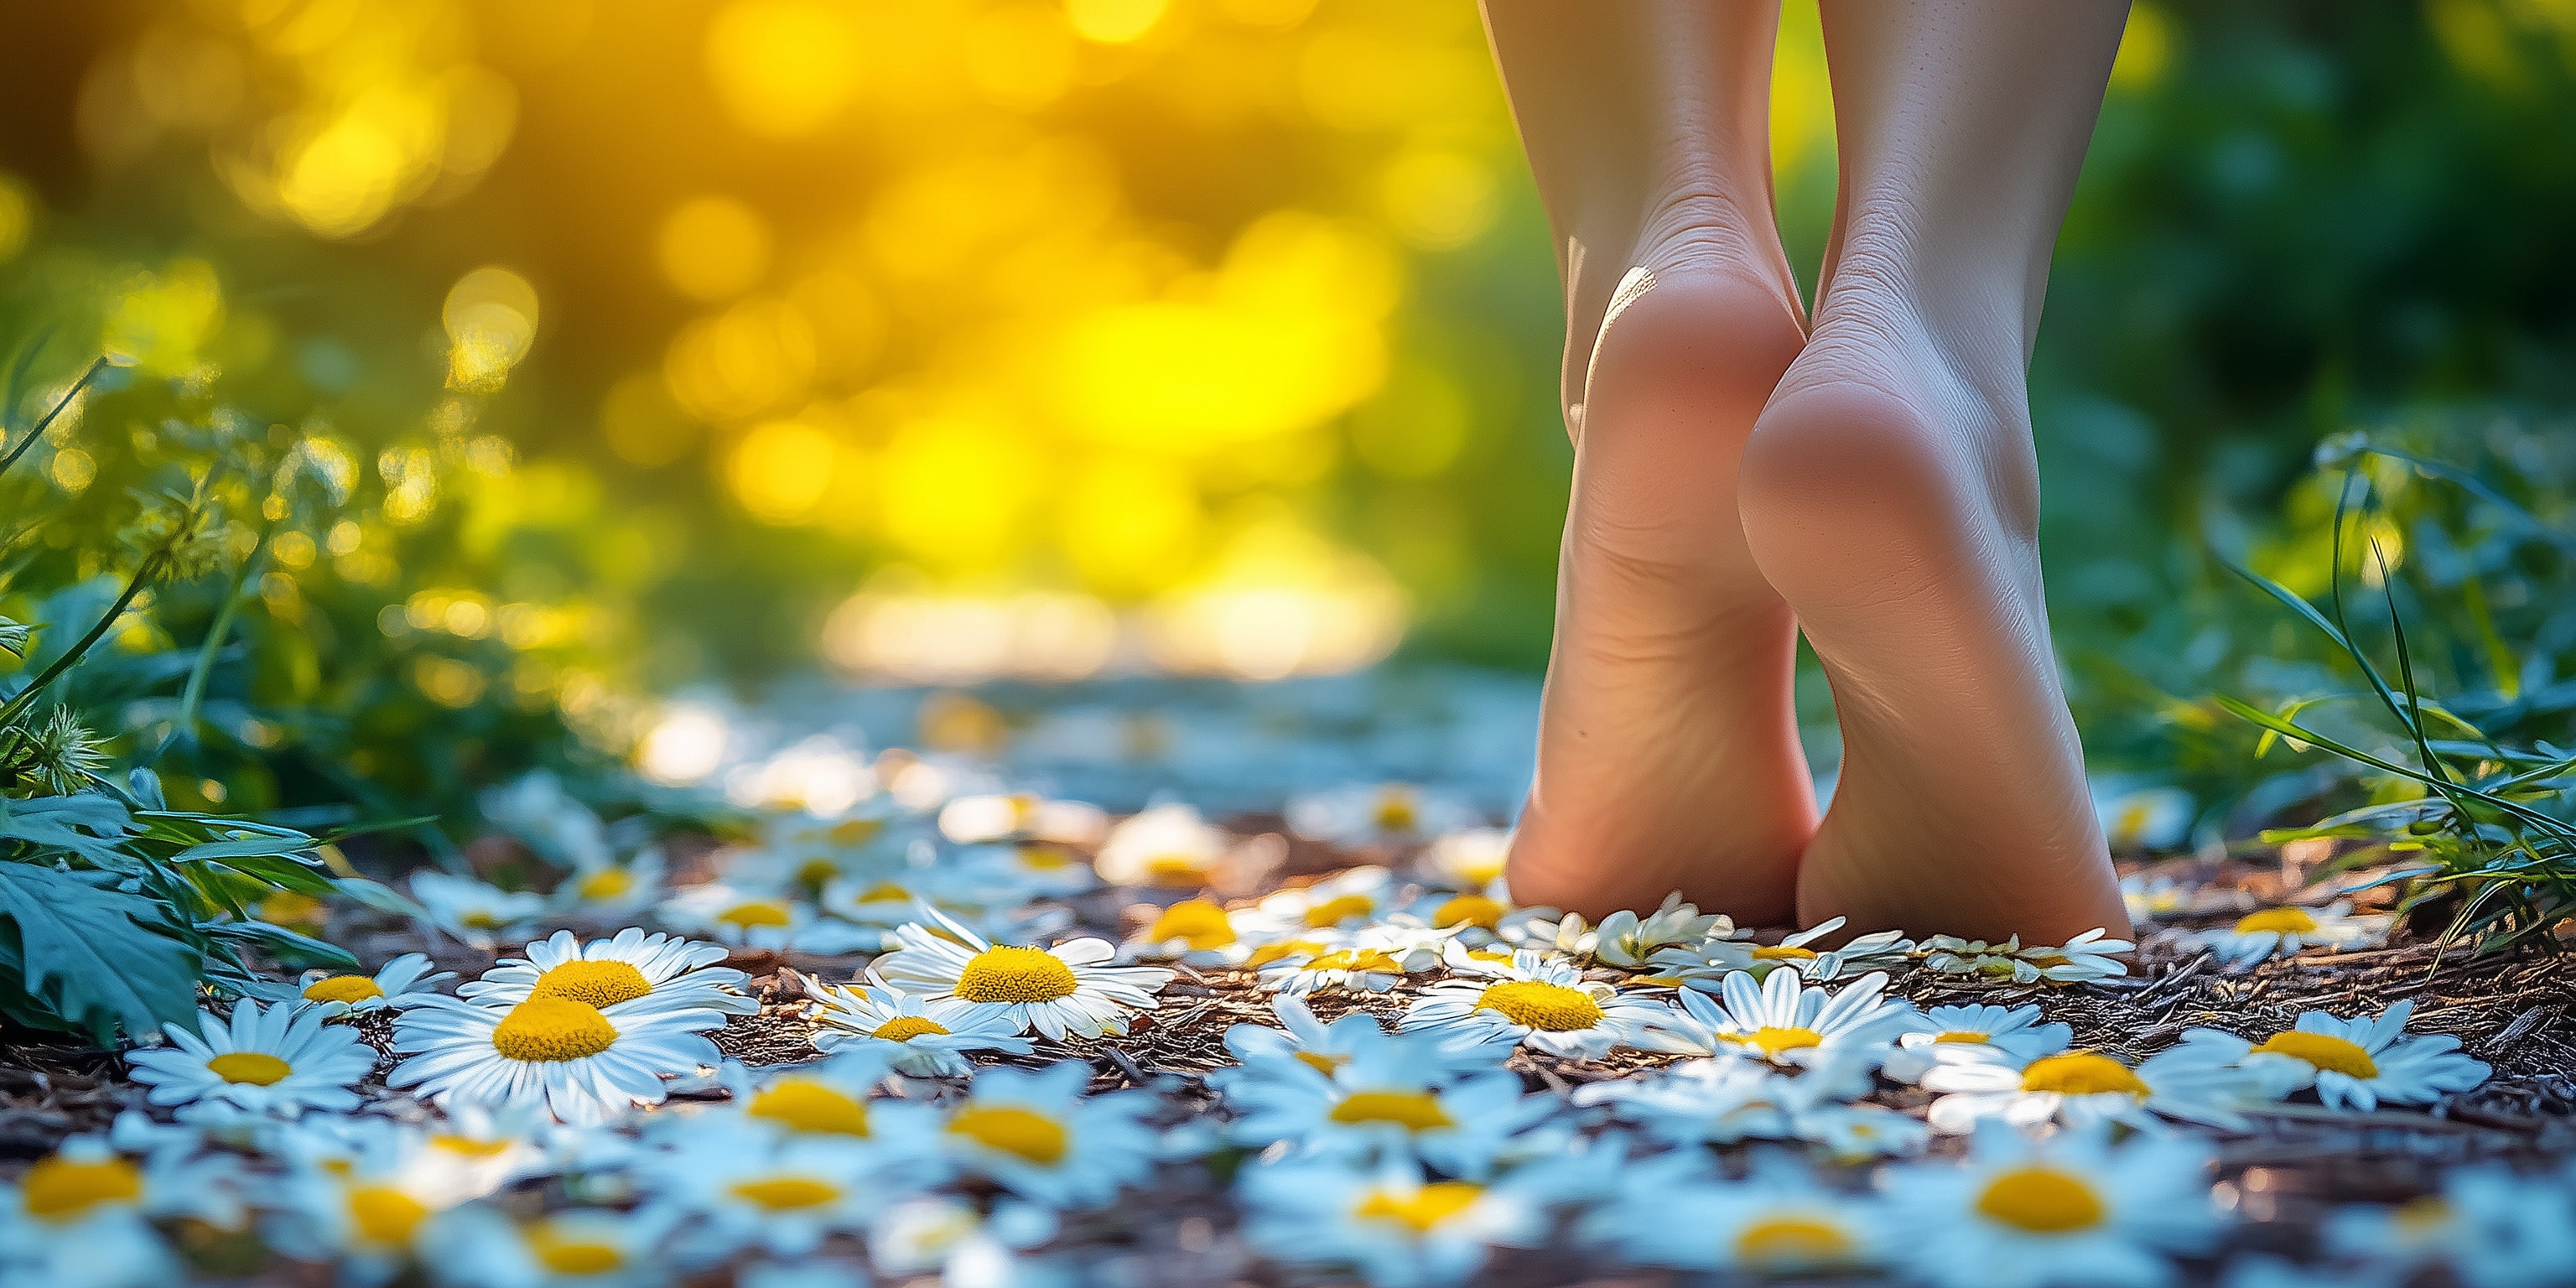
[[808, 976, 1035, 1075], [1921, 928, 2132, 984], [1390, 879, 1525, 944], [1218, 993, 1498, 1084], [1583, 1156, 1887, 1275], [1403, 947, 1674, 1059], [1238, 1158, 1556, 1288], [1881, 1120, 2223, 1288], [457, 928, 756, 1017], [387, 992, 726, 1126], [2095, 782, 2195, 852], [1259, 927, 1445, 996], [2156, 1000, 2490, 1111], [431, 1203, 677, 1288], [1572, 1052, 1921, 1158], [551, 849, 667, 919], [1882, 1003, 2075, 1083], [709, 1055, 944, 1151], [1638, 969, 1909, 1068], [2321, 1165, 2576, 1288], [0, 1134, 247, 1280], [1218, 1038, 1553, 1177], [412, 871, 549, 948], [636, 1133, 903, 1260], [1242, 865, 1405, 935], [1092, 803, 1233, 889], [1642, 916, 1914, 985], [1922, 1046, 2267, 1134], [2184, 900, 2389, 967], [1534, 894, 1733, 968], [937, 792, 1108, 847], [938, 1062, 1163, 1208], [652, 884, 880, 955], [955, 840, 1099, 900], [294, 952, 454, 1016], [1420, 827, 1511, 890], [415, 1102, 567, 1197], [268, 1127, 487, 1281], [480, 770, 615, 870], [872, 918, 1171, 1041], [865, 1196, 1057, 1282], [1120, 897, 1256, 966], [1286, 782, 1478, 850], [127, 1000, 377, 1118]]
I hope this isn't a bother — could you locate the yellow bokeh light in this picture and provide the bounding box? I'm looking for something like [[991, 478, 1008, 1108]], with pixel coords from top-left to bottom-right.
[[0, 176, 29, 262], [967, 6, 1078, 110], [1378, 149, 1495, 251], [657, 195, 772, 302], [705, 0, 863, 137], [878, 409, 1037, 569], [444, 266, 539, 392], [2111, 3, 2177, 91], [101, 258, 225, 376], [729, 418, 841, 523], [823, 586, 1118, 683], [600, 371, 705, 467], [1144, 516, 1407, 680], [1060, 456, 1202, 592], [662, 298, 818, 423], [1066, 0, 1168, 44]]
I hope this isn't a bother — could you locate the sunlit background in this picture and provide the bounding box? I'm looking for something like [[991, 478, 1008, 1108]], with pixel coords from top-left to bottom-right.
[[7, 0, 2576, 813]]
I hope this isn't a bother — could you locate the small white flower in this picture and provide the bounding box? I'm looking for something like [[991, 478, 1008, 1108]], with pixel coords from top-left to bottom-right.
[[388, 991, 725, 1126], [1920, 927, 2132, 984], [294, 952, 454, 1016], [1922, 1046, 2267, 1134], [429, 1202, 676, 1288], [1259, 927, 1446, 996], [1582, 1155, 1886, 1275], [1882, 1003, 2075, 1083], [1119, 896, 1258, 966], [1286, 783, 1479, 850], [1218, 994, 1500, 1086], [808, 977, 1035, 1076], [2182, 900, 2389, 967], [126, 1001, 378, 1118], [937, 793, 1108, 846], [1403, 947, 1673, 1060], [1218, 1036, 1552, 1178], [0, 1134, 246, 1288], [551, 849, 667, 918], [1420, 827, 1511, 891], [938, 1062, 1163, 1208], [637, 1130, 912, 1261], [1093, 803, 1234, 889], [2155, 1000, 2490, 1111], [1536, 894, 1734, 968], [1388, 880, 1524, 946], [954, 840, 1100, 900], [1240, 865, 1405, 936], [1238, 1157, 1556, 1288], [652, 884, 880, 955], [873, 917, 1171, 1041], [1882, 1120, 2223, 1288], [2321, 1165, 2576, 1288], [1643, 916, 1913, 984], [412, 872, 549, 948], [458, 928, 756, 1016], [864, 1195, 1057, 1281], [268, 1127, 477, 1280], [2120, 874, 2194, 925], [1639, 968, 1909, 1068], [700, 1055, 944, 1152], [2096, 782, 2195, 851], [480, 771, 615, 870]]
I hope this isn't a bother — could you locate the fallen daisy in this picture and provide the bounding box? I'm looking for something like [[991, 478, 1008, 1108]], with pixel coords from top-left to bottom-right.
[[710, 1056, 943, 1149], [637, 1132, 905, 1261], [1531, 894, 1735, 968], [1883, 1002, 2075, 1083], [268, 1133, 472, 1280], [2156, 1000, 2490, 1111], [1259, 928, 1445, 996], [2184, 900, 2390, 967], [807, 975, 1035, 1075], [2120, 874, 2194, 925], [1090, 802, 1235, 889], [1241, 865, 1406, 935], [1919, 928, 2132, 984], [937, 792, 1108, 847], [127, 1000, 379, 1119], [410, 872, 549, 949], [873, 917, 1172, 1041], [1285, 782, 1477, 850], [1637, 968, 1909, 1068], [459, 928, 757, 1017], [1583, 1155, 1886, 1276], [937, 1062, 1165, 1208], [1922, 1046, 2267, 1134], [0, 1133, 247, 1287], [388, 991, 727, 1126], [1419, 827, 1511, 891], [1882, 1120, 2224, 1288], [549, 849, 667, 919], [1218, 1037, 1550, 1178], [652, 884, 881, 956], [2321, 1163, 2576, 1288], [1219, 993, 1494, 1084], [293, 952, 454, 1017], [1120, 896, 1255, 966], [864, 1195, 1059, 1283], [1641, 916, 1913, 985], [431, 1202, 678, 1288], [1403, 946, 1674, 1059], [1238, 1157, 1557, 1288]]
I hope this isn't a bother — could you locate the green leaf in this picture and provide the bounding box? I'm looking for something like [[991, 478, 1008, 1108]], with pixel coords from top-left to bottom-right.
[[0, 861, 202, 1044], [0, 793, 138, 864]]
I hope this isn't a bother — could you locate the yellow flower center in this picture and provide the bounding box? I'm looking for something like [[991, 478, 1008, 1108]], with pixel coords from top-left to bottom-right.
[[1432, 894, 1505, 930], [870, 1015, 951, 1041], [948, 1105, 1069, 1165], [1733, 1215, 1856, 1267], [1371, 792, 1419, 833], [528, 1226, 624, 1275], [348, 1185, 431, 1249], [1752, 945, 1819, 961], [748, 1078, 873, 1136], [1740, 1026, 1823, 1059], [797, 859, 840, 887], [491, 997, 621, 1062], [1303, 894, 1376, 927], [1246, 939, 1327, 969], [1466, 948, 1516, 964], [829, 818, 883, 846], [461, 911, 505, 931], [528, 960, 656, 1009], [719, 900, 792, 929], [1474, 980, 1606, 1031], [1328, 1089, 1454, 1131], [1306, 948, 1405, 974], [1975, 1166, 2106, 1233], [429, 1135, 513, 1158], [953, 946, 1080, 1004], [303, 975, 385, 1005], [1934, 1030, 1992, 1044], [1145, 899, 1236, 949], [2018, 1052, 2149, 1097], [1019, 844, 1072, 870], [1296, 1051, 1347, 1075], [730, 1176, 843, 1210], [852, 881, 913, 904], [2253, 1031, 2380, 1079], [207, 1052, 293, 1085], [261, 890, 326, 927], [20, 1156, 143, 1222], [574, 868, 634, 901], [2393, 1196, 2452, 1239], [1144, 853, 1215, 886], [2233, 906, 2320, 936], [1354, 1181, 1481, 1234]]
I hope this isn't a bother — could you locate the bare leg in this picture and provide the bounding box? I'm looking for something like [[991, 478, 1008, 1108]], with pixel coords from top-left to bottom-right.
[[1482, 1, 1815, 922], [1739, 0, 2132, 941]]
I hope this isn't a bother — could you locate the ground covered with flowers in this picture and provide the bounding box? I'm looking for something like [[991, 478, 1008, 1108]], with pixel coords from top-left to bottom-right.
[[4, 709, 2574, 1288]]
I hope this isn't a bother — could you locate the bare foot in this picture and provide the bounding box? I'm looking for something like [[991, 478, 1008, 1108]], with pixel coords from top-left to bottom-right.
[[1506, 221, 1815, 923], [1738, 274, 2128, 943]]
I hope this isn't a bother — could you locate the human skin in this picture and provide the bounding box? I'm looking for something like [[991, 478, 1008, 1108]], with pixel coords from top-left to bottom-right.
[[1483, 0, 2134, 943]]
